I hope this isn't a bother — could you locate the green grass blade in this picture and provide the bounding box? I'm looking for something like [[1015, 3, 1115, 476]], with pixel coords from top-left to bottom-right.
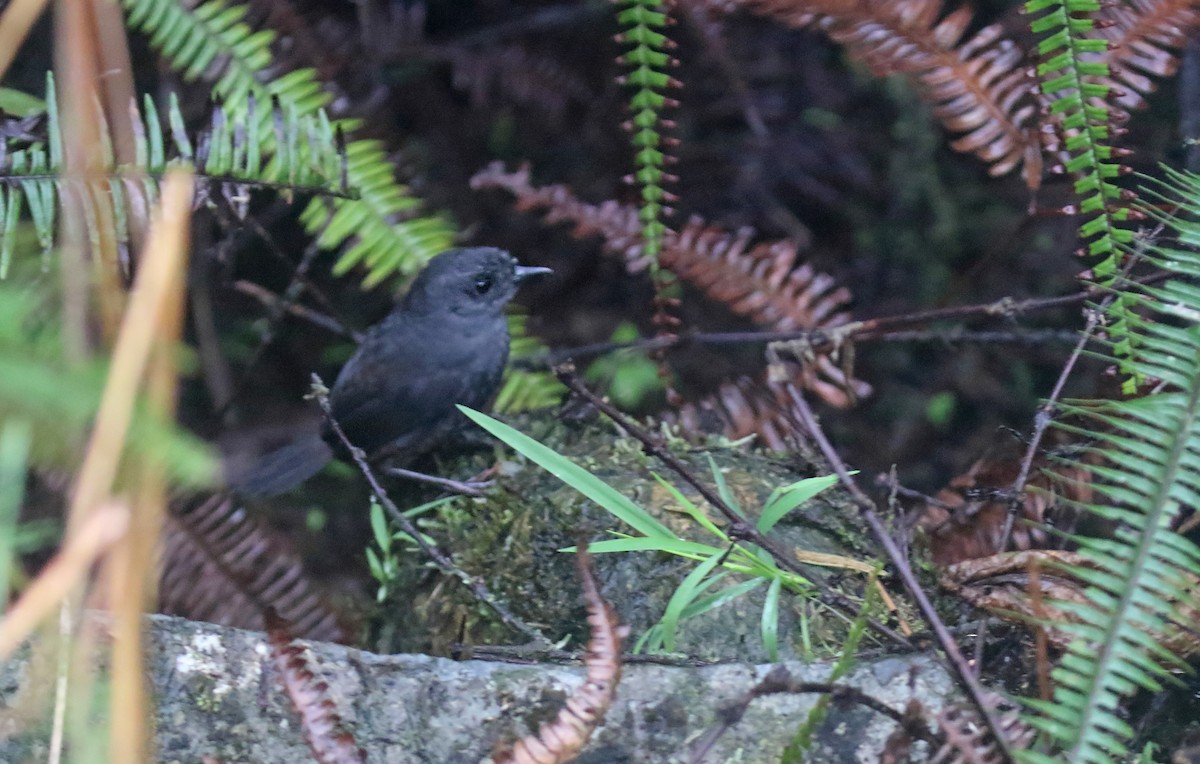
[[707, 453, 745, 519], [757, 474, 839, 533], [572, 536, 721, 557], [458, 406, 675, 539], [651, 472, 727, 539], [660, 554, 725, 652], [761, 575, 782, 660]]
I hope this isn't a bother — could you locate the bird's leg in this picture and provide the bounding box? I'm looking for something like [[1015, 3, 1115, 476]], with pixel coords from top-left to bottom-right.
[[384, 466, 494, 497]]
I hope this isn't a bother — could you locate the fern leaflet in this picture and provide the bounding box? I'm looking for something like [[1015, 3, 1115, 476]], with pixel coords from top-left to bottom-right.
[[120, 0, 454, 286], [1026, 0, 1141, 384], [1017, 169, 1200, 763], [0, 74, 347, 277]]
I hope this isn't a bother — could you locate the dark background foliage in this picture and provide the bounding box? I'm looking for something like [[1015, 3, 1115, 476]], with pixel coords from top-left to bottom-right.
[[8, 0, 1191, 585], [129, 0, 1142, 489]]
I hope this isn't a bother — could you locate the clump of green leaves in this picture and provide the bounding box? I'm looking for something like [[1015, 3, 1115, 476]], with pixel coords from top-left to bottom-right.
[[0, 73, 351, 280], [365, 496, 451, 603], [121, 0, 455, 287], [459, 406, 878, 657]]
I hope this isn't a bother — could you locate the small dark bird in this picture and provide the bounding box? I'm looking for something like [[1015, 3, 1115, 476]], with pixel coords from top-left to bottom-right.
[[231, 247, 551, 495]]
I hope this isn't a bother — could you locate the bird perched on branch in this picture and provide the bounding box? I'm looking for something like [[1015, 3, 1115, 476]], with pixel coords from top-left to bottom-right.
[[229, 247, 551, 496]]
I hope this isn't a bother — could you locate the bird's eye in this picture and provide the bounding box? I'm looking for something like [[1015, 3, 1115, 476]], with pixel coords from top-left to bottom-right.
[[473, 274, 494, 295]]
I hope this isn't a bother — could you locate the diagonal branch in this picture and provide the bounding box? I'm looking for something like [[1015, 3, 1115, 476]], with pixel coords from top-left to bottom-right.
[[309, 374, 550, 647]]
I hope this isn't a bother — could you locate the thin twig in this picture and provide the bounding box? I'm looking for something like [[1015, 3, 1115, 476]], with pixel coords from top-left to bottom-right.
[[995, 310, 1099, 551], [984, 235, 1160, 672], [207, 196, 348, 320], [874, 472, 955, 511], [553, 364, 913, 649], [976, 245, 1149, 672], [230, 218, 329, 385], [225, 286, 1080, 373], [515, 314, 1096, 371], [232, 280, 362, 341], [309, 374, 550, 646], [781, 382, 1017, 763], [686, 665, 942, 763], [208, 197, 357, 419], [870, 328, 1083, 346], [460, 643, 715, 667], [993, 226, 1158, 552]]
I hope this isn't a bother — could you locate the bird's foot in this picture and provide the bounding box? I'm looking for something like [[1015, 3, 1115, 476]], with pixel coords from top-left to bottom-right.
[[385, 466, 494, 497]]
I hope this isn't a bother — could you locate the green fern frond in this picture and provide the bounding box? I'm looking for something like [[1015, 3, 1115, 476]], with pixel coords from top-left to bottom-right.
[[616, 0, 684, 343], [298, 138, 453, 288], [120, 0, 454, 286], [1026, 0, 1140, 383], [1028, 0, 1134, 264], [0, 74, 347, 278], [1017, 170, 1200, 763], [616, 0, 677, 259]]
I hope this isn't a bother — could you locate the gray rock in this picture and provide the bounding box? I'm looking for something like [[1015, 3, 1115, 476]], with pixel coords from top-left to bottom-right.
[[1, 615, 957, 763]]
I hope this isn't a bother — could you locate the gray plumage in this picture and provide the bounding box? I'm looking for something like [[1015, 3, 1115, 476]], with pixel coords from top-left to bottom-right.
[[230, 247, 549, 496]]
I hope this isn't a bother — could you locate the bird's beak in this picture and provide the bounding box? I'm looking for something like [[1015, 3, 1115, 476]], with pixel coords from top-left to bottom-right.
[[514, 265, 553, 284]]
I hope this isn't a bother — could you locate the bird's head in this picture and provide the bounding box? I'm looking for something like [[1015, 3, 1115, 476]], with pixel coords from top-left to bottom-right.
[[403, 247, 551, 316]]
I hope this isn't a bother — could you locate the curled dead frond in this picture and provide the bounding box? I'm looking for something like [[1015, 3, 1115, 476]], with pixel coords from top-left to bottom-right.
[[704, 0, 1042, 187], [265, 610, 366, 764], [939, 550, 1200, 660], [1094, 0, 1200, 113], [492, 546, 629, 764], [471, 162, 870, 407], [160, 494, 351, 643], [915, 455, 1093, 566], [929, 692, 1033, 764]]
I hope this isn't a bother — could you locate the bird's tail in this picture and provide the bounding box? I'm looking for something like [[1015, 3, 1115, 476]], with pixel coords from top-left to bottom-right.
[[226, 435, 334, 496]]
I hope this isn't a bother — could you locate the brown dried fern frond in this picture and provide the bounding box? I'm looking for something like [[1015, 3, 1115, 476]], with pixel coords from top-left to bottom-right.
[[929, 692, 1034, 764], [1093, 0, 1200, 113], [705, 0, 1043, 187], [472, 163, 645, 258], [493, 546, 628, 764], [471, 162, 870, 407], [160, 495, 352, 643], [662, 219, 853, 332], [447, 45, 594, 123], [665, 376, 801, 448], [266, 610, 366, 764]]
